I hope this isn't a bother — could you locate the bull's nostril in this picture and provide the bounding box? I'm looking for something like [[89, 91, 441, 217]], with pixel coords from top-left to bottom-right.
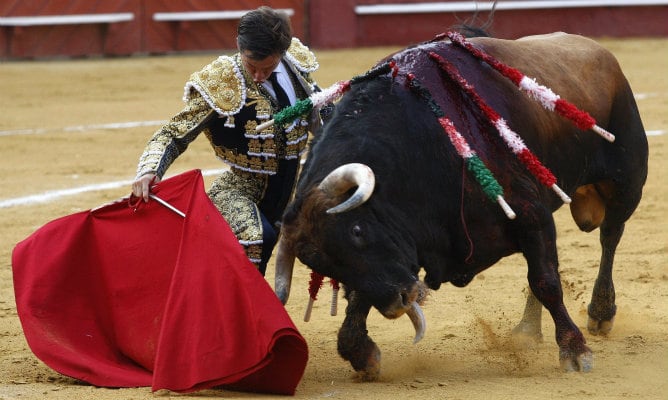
[[400, 291, 409, 307]]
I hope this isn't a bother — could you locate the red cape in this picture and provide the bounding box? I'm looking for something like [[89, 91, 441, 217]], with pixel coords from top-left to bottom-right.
[[12, 169, 308, 395]]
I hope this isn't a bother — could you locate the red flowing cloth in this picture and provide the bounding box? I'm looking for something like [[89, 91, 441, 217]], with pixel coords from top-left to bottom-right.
[[11, 169, 308, 395]]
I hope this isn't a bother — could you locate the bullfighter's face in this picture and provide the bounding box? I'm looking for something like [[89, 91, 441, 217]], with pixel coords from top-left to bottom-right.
[[240, 51, 282, 84]]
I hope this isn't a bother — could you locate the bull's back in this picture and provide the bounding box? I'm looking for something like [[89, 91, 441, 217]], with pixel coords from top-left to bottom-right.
[[470, 33, 627, 132], [471, 33, 647, 228]]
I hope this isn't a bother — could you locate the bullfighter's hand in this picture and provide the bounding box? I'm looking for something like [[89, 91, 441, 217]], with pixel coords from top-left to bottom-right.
[[132, 173, 161, 203]]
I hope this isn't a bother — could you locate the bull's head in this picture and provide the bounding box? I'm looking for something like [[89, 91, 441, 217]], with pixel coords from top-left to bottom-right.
[[275, 162, 427, 343]]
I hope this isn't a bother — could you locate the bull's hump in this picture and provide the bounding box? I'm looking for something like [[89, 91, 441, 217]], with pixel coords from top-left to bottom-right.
[[390, 45, 430, 73], [389, 41, 464, 83]]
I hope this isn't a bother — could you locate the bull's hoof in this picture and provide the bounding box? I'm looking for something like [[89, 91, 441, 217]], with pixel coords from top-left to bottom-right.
[[559, 348, 593, 372], [352, 347, 381, 382], [587, 316, 614, 336], [587, 302, 616, 336], [353, 366, 380, 382]]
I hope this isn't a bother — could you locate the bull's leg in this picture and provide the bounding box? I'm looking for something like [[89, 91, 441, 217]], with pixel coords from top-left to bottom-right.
[[520, 217, 593, 372], [337, 290, 380, 381], [587, 221, 624, 335], [511, 290, 544, 346]]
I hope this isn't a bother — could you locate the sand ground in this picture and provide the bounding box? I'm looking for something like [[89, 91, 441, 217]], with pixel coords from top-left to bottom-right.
[[0, 37, 666, 399]]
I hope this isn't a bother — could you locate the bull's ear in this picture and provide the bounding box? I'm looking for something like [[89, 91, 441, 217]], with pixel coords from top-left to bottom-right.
[[282, 207, 297, 224]]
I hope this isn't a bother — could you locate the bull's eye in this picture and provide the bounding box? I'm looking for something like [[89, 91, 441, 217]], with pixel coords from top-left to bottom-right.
[[351, 224, 364, 244]]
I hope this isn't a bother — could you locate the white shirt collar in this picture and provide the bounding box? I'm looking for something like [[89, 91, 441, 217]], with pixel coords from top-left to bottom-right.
[[261, 61, 297, 106]]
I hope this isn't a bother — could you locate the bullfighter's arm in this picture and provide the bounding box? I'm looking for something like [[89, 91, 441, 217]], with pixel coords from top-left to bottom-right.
[[135, 92, 217, 180]]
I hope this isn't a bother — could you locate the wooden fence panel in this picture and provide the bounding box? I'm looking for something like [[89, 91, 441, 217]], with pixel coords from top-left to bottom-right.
[[1, 0, 667, 58], [142, 0, 306, 55], [0, 0, 140, 59]]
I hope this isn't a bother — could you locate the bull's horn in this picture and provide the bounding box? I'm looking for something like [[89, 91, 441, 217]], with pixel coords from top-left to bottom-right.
[[407, 301, 426, 344], [318, 163, 376, 214], [274, 235, 295, 305]]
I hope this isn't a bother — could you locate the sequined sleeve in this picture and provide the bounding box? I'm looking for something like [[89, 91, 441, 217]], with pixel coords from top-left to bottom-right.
[[135, 92, 216, 179]]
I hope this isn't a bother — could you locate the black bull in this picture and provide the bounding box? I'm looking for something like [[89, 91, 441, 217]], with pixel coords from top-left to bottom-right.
[[274, 33, 648, 380]]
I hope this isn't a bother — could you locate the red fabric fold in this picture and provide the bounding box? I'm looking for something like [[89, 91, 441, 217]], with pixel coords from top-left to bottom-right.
[[12, 169, 308, 395]]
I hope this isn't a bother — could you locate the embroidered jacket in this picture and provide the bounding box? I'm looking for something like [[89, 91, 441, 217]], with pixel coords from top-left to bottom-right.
[[134, 38, 320, 264], [136, 38, 319, 179]]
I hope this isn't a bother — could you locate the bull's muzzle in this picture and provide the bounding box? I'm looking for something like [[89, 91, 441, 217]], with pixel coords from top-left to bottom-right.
[[382, 282, 428, 344]]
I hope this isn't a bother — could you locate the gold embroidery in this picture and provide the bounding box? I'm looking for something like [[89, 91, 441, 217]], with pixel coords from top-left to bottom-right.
[[181, 51, 311, 175], [207, 171, 266, 264], [244, 119, 260, 134], [138, 43, 320, 268], [136, 94, 212, 179], [249, 157, 264, 171], [185, 56, 245, 115], [224, 115, 235, 128], [263, 138, 277, 155], [286, 38, 319, 73], [255, 98, 272, 119], [248, 138, 262, 154], [245, 245, 263, 265]]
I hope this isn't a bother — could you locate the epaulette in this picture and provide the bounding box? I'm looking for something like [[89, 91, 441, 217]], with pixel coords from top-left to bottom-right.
[[183, 55, 246, 116], [285, 38, 319, 73]]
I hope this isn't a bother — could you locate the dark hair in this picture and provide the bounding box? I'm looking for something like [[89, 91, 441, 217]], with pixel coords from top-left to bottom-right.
[[237, 6, 292, 60]]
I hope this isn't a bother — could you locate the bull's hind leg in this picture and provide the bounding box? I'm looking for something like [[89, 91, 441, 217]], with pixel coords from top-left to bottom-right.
[[570, 182, 639, 336], [519, 211, 593, 372], [582, 183, 641, 336], [337, 290, 381, 381], [569, 184, 616, 334], [587, 221, 624, 335]]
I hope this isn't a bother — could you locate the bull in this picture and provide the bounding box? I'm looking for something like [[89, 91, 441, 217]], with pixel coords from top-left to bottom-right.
[[274, 32, 648, 379]]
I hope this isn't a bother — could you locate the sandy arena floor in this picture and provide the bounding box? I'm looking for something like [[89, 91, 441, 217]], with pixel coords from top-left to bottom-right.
[[0, 37, 666, 399]]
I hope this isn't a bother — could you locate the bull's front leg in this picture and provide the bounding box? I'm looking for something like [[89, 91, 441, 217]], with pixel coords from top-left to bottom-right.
[[519, 217, 593, 372], [337, 289, 380, 381]]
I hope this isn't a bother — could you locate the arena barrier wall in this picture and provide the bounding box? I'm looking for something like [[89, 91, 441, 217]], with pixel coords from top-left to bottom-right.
[[1, 0, 667, 59]]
